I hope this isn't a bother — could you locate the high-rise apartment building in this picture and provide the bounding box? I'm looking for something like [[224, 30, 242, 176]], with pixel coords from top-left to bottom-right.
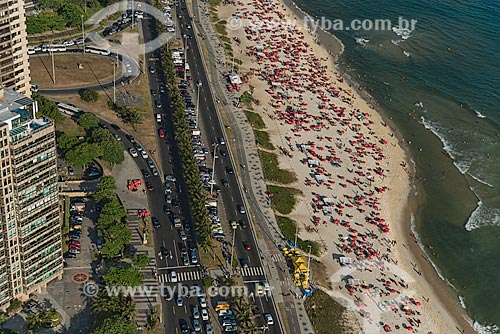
[[0, 0, 31, 96], [0, 88, 62, 310]]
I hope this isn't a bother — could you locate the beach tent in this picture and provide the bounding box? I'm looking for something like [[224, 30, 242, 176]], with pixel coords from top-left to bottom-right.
[[229, 74, 242, 85], [339, 257, 353, 265]]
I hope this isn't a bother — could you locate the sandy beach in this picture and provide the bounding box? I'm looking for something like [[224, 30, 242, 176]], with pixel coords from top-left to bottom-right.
[[209, 0, 477, 333]]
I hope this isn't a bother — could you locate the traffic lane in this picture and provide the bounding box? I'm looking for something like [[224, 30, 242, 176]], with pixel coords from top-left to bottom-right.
[[177, 20, 266, 266], [243, 282, 281, 334]]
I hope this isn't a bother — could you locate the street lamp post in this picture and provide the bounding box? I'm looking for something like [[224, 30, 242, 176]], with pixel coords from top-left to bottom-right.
[[230, 228, 236, 273], [49, 39, 55, 84], [81, 15, 85, 55], [195, 80, 202, 125], [210, 143, 218, 196]]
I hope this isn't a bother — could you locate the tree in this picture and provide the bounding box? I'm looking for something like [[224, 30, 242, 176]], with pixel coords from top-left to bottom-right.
[[121, 108, 144, 130], [132, 254, 150, 268], [92, 316, 136, 334], [91, 290, 136, 320], [103, 266, 144, 288], [101, 139, 124, 166], [94, 176, 117, 204], [65, 142, 102, 166], [97, 198, 126, 231], [32, 93, 63, 123], [101, 224, 131, 259], [90, 127, 114, 143], [78, 112, 99, 130], [80, 89, 100, 103], [57, 133, 80, 152]]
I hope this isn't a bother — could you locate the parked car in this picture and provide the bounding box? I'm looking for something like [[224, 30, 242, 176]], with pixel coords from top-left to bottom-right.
[[141, 169, 150, 178], [129, 148, 138, 157], [243, 240, 252, 251], [152, 217, 160, 228]]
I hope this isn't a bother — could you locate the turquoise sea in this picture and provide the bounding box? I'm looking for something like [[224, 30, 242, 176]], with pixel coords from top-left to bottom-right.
[[291, 0, 500, 331]]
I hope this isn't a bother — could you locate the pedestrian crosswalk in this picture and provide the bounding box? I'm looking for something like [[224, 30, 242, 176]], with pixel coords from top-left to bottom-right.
[[271, 253, 282, 263], [241, 266, 264, 277], [159, 270, 202, 283]]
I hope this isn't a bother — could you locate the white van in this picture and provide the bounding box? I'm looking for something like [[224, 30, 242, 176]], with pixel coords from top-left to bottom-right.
[[156, 114, 162, 122]]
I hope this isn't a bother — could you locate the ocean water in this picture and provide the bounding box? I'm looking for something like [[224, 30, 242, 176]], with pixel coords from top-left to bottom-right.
[[292, 0, 500, 331]]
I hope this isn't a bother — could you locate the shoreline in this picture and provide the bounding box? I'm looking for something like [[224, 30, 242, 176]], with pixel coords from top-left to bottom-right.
[[274, 0, 477, 332], [214, 0, 478, 332]]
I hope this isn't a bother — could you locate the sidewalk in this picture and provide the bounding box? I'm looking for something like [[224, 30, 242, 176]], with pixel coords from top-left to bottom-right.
[[112, 154, 161, 332], [189, 1, 315, 333]]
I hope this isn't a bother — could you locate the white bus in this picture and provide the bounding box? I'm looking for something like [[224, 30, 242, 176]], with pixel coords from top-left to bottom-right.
[[41, 44, 67, 52], [84, 45, 111, 56], [56, 102, 83, 116]]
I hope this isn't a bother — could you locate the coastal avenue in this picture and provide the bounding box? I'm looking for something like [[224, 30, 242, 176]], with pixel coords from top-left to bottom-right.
[[138, 0, 284, 333]]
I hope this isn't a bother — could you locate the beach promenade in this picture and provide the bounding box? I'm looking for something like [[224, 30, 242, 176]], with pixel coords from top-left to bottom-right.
[[193, 0, 476, 333]]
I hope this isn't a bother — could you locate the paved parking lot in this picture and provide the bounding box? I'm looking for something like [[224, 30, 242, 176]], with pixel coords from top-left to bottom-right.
[[44, 199, 99, 334]]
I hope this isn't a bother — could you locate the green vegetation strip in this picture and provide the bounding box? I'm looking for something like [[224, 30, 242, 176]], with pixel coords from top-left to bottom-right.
[[276, 216, 320, 256], [245, 110, 265, 129], [268, 185, 301, 215], [305, 289, 349, 334], [160, 42, 212, 248], [254, 130, 275, 150], [259, 150, 297, 184]]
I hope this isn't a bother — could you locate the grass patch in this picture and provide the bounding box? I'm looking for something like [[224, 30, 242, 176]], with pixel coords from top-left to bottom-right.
[[224, 43, 233, 52], [209, 0, 222, 6], [276, 216, 321, 256], [245, 110, 265, 129], [254, 130, 275, 150], [305, 289, 349, 334], [220, 35, 231, 44], [30, 54, 114, 89], [200, 242, 225, 270], [215, 21, 227, 35], [55, 116, 85, 137], [239, 91, 254, 109], [259, 150, 297, 184], [234, 59, 243, 65], [268, 185, 301, 214]]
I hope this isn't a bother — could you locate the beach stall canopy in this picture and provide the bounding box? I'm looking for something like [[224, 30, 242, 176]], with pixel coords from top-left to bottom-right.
[[229, 74, 242, 85]]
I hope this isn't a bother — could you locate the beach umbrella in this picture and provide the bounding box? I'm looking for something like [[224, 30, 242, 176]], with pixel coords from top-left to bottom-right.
[[407, 326, 413, 331]]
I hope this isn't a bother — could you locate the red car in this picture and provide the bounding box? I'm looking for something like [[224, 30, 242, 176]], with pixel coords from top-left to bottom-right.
[[68, 243, 81, 250], [159, 128, 165, 138], [243, 240, 252, 251]]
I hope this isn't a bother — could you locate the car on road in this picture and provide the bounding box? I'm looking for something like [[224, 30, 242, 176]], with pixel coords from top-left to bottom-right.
[[113, 133, 122, 141], [192, 305, 200, 319], [219, 149, 227, 157], [221, 178, 229, 187], [159, 128, 165, 138], [243, 240, 252, 251], [163, 286, 172, 300], [149, 66, 155, 74], [152, 217, 160, 228], [205, 323, 213, 334], [141, 169, 150, 178], [181, 253, 190, 266], [126, 134, 135, 142], [165, 194, 172, 204], [165, 174, 176, 182], [190, 250, 198, 264], [201, 308, 209, 321], [217, 137, 226, 145], [179, 243, 188, 255], [129, 148, 138, 157], [257, 284, 264, 296], [67, 166, 74, 175], [156, 100, 162, 108], [177, 13, 182, 18], [186, 23, 192, 29], [264, 313, 274, 325], [164, 204, 172, 214], [193, 319, 201, 332], [199, 296, 207, 308], [237, 205, 246, 214], [178, 229, 187, 241], [230, 220, 238, 230], [226, 166, 234, 174], [179, 319, 188, 333], [164, 182, 173, 193], [239, 220, 248, 229], [146, 181, 154, 191], [150, 88, 156, 96], [151, 167, 159, 176], [159, 84, 166, 93], [110, 123, 120, 130], [141, 149, 149, 159], [172, 198, 180, 207], [170, 270, 178, 283], [240, 258, 249, 268]]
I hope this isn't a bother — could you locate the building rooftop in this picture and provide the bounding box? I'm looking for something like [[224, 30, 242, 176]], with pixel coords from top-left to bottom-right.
[[0, 89, 34, 124]]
